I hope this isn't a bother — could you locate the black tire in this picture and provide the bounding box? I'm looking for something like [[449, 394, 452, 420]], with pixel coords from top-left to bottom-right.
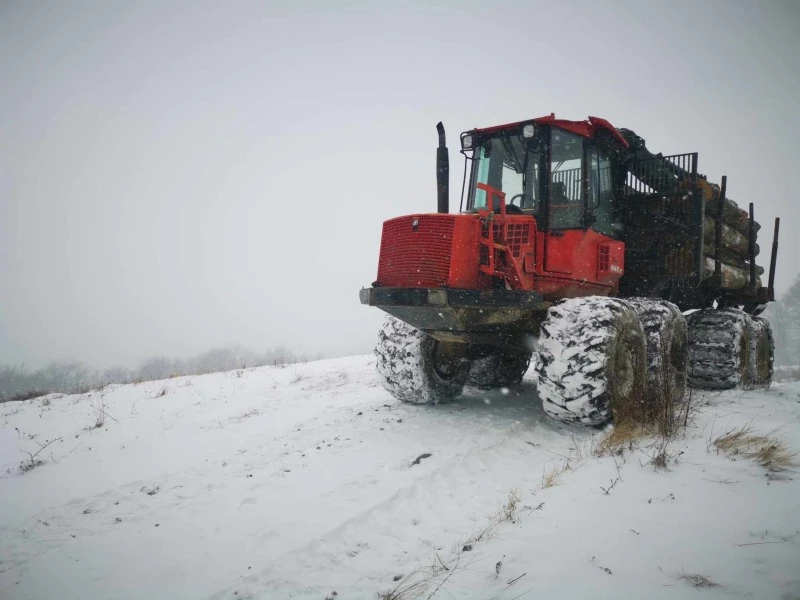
[[375, 315, 470, 404], [748, 316, 774, 389], [467, 349, 532, 390], [628, 299, 688, 406], [687, 308, 753, 390], [534, 297, 647, 426]]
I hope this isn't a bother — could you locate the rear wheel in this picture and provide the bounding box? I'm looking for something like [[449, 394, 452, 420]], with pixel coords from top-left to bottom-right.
[[534, 297, 647, 426], [749, 316, 774, 389], [375, 315, 470, 404], [687, 308, 753, 390], [467, 349, 532, 390]]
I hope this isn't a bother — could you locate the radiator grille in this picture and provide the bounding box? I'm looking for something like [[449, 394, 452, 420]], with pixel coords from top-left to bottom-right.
[[377, 215, 456, 287]]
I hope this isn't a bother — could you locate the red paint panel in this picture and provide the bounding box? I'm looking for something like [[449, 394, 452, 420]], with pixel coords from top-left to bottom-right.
[[544, 230, 580, 274]]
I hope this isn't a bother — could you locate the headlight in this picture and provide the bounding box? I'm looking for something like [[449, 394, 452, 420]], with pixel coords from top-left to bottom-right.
[[461, 134, 474, 150], [522, 124, 536, 139]]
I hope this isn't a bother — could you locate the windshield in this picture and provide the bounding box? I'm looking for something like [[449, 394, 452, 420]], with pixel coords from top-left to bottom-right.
[[466, 133, 541, 213]]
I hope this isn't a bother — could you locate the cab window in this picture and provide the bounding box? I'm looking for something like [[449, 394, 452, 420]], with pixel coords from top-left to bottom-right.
[[588, 144, 617, 237], [549, 129, 584, 229]]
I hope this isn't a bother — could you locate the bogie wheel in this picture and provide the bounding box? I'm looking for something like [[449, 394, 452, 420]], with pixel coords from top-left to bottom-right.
[[375, 315, 470, 404], [534, 297, 647, 426], [467, 349, 533, 390], [628, 299, 688, 408], [686, 308, 753, 390], [748, 316, 774, 389]]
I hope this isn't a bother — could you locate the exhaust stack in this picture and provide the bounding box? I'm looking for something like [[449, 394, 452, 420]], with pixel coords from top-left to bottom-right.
[[768, 217, 780, 301], [436, 122, 449, 213]]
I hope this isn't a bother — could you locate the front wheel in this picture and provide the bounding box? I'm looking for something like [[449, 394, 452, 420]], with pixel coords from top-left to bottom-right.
[[375, 315, 470, 404], [534, 297, 647, 426]]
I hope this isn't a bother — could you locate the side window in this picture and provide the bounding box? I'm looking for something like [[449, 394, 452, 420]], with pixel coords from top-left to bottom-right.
[[588, 144, 616, 236], [549, 129, 584, 229]]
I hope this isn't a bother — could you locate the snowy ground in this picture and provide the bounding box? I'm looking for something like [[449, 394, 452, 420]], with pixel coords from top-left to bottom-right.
[[1, 356, 799, 600]]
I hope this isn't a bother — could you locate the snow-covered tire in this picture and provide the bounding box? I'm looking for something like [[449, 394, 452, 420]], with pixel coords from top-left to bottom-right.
[[748, 316, 774, 389], [628, 299, 688, 406], [467, 349, 532, 390], [534, 297, 647, 426], [687, 309, 753, 390], [375, 315, 470, 404]]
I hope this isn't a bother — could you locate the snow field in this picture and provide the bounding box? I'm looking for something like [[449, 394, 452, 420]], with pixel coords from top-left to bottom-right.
[[1, 356, 799, 599]]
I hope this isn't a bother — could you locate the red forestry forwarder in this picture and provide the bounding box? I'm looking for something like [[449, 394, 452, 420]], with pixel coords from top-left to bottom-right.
[[360, 115, 781, 425]]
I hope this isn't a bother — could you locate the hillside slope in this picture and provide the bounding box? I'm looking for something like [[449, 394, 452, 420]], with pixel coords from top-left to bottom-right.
[[1, 356, 799, 599]]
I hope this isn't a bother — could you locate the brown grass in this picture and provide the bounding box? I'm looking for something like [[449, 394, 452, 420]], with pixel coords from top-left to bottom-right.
[[595, 420, 647, 457], [500, 489, 521, 522], [541, 461, 564, 488], [598, 328, 694, 471], [378, 550, 470, 599], [712, 423, 797, 472], [611, 321, 692, 436]]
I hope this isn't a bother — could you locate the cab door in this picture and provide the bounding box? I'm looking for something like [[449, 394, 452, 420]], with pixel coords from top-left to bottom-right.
[[543, 128, 586, 274]]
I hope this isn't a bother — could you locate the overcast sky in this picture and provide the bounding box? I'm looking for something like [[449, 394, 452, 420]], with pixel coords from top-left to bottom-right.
[[1, 0, 798, 370]]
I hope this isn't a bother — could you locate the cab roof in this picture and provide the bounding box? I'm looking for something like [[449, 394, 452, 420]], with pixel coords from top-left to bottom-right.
[[472, 114, 630, 149]]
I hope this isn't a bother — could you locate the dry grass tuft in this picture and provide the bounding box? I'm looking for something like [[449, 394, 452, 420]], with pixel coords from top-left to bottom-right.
[[378, 553, 467, 600], [541, 461, 564, 488], [500, 489, 521, 522], [712, 423, 797, 472], [595, 421, 648, 458]]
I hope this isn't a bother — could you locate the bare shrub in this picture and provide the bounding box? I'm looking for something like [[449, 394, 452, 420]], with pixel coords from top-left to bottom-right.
[[500, 489, 521, 522], [378, 553, 466, 600], [19, 437, 61, 474], [600, 331, 693, 468], [90, 397, 106, 429]]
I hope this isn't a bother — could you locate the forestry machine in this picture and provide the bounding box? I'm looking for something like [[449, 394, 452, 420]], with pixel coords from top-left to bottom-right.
[[359, 115, 781, 424]]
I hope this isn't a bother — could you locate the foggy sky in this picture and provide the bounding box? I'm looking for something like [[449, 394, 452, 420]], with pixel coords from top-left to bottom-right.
[[1, 0, 799, 369]]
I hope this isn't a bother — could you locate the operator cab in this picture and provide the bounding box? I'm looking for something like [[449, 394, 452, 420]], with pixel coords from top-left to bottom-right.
[[460, 118, 622, 238]]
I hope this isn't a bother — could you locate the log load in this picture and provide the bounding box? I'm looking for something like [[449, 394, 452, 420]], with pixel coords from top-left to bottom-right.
[[702, 257, 761, 290], [702, 244, 765, 275], [702, 217, 759, 258]]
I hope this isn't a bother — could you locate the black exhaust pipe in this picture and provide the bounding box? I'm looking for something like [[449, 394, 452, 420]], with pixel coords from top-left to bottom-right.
[[436, 122, 449, 213], [768, 217, 780, 301]]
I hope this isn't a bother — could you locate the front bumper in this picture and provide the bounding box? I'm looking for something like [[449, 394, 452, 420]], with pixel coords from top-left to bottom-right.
[[359, 286, 548, 344]]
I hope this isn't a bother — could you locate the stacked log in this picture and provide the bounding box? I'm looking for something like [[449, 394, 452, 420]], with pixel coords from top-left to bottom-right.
[[697, 186, 763, 290], [702, 258, 761, 290]]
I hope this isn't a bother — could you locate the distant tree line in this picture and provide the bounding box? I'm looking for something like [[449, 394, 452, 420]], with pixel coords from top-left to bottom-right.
[[0, 345, 314, 402], [764, 272, 800, 367]]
